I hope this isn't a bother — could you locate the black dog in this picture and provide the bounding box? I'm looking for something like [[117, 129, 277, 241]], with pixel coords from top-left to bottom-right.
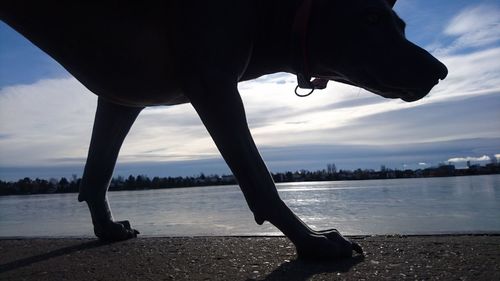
[[0, 0, 447, 259]]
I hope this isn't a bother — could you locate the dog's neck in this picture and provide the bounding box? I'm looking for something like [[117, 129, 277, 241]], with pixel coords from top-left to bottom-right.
[[242, 0, 305, 80]]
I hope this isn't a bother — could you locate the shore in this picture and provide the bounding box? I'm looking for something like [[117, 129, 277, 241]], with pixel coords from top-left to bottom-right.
[[1, 235, 499, 280]]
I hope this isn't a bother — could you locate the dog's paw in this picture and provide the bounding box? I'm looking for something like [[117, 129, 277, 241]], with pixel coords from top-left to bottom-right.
[[94, 220, 140, 242], [296, 230, 362, 260]]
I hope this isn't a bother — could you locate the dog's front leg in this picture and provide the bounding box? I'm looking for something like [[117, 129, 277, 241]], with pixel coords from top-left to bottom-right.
[[79, 97, 143, 241], [186, 74, 362, 259]]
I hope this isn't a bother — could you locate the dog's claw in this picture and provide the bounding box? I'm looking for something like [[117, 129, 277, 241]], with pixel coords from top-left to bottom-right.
[[117, 220, 140, 235], [352, 241, 363, 254]]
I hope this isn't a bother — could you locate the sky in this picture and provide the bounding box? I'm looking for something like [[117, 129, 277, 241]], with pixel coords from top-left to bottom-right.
[[0, 0, 499, 181]]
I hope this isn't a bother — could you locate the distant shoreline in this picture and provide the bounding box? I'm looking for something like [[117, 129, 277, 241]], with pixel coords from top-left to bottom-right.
[[1, 164, 499, 196]]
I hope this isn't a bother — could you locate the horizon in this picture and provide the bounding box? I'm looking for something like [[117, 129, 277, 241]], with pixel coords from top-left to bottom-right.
[[2, 159, 499, 184], [1, 0, 500, 181]]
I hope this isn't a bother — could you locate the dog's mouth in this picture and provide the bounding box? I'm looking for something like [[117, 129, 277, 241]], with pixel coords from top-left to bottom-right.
[[364, 82, 440, 102], [374, 78, 446, 102], [325, 72, 445, 102]]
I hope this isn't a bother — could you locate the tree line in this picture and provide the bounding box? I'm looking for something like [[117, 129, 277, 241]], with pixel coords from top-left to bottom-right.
[[1, 162, 499, 196]]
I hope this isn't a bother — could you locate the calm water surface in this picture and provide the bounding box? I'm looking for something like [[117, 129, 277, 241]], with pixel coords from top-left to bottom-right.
[[0, 175, 499, 237]]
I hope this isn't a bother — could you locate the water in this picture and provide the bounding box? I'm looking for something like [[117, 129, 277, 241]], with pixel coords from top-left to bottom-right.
[[0, 175, 499, 237]]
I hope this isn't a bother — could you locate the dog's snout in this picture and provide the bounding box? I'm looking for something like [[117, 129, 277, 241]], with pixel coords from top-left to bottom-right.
[[438, 61, 448, 80]]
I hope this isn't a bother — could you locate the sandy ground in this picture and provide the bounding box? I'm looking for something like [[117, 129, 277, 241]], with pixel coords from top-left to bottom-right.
[[1, 235, 499, 280]]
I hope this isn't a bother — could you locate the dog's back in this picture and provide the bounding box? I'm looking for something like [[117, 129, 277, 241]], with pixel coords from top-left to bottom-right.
[[0, 2, 180, 104]]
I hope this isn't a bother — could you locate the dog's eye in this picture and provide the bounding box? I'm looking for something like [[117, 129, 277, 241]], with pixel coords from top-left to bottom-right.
[[363, 7, 388, 26], [366, 13, 382, 25]]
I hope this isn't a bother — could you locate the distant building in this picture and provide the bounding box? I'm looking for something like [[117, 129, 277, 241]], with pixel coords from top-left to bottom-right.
[[468, 164, 481, 172], [491, 155, 498, 165]]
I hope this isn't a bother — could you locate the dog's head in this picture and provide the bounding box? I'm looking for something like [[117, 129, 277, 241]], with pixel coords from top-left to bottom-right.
[[307, 0, 447, 101]]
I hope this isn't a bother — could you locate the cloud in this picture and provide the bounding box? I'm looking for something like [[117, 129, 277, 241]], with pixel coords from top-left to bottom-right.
[[447, 155, 491, 163], [329, 93, 500, 145], [431, 47, 500, 100], [0, 77, 216, 167], [0, 78, 96, 166], [435, 4, 500, 55], [444, 4, 499, 37]]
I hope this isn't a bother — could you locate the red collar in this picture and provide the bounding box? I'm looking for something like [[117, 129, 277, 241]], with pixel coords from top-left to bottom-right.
[[292, 0, 328, 96]]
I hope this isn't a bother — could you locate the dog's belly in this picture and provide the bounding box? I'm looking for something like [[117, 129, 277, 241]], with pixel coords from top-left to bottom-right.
[[61, 45, 186, 107], [69, 50, 186, 107]]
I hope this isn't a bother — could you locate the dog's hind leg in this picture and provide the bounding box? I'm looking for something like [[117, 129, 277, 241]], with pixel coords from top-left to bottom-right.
[[79, 97, 143, 241], [186, 73, 362, 259]]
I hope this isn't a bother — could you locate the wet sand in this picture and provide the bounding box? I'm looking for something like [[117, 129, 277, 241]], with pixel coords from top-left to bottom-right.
[[1, 235, 499, 280]]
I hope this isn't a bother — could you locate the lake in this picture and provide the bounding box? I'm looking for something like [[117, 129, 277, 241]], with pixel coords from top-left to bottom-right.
[[0, 175, 499, 237]]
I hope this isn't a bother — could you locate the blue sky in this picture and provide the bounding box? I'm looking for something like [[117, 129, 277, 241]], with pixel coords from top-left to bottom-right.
[[1, 0, 499, 181]]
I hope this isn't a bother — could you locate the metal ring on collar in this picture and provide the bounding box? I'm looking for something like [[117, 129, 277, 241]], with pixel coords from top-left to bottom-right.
[[295, 85, 315, 97]]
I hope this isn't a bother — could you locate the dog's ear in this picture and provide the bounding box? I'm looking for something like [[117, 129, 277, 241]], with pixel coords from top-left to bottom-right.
[[386, 0, 397, 8]]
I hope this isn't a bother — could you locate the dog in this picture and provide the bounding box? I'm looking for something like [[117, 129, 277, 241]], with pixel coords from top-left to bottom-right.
[[0, 0, 447, 259]]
